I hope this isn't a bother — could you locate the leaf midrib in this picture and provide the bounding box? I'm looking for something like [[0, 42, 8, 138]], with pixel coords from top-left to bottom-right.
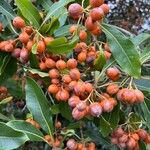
[[102, 25, 137, 73]]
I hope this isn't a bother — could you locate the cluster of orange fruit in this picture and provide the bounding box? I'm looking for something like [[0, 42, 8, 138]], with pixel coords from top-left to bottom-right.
[[68, 0, 109, 36], [111, 128, 150, 150]]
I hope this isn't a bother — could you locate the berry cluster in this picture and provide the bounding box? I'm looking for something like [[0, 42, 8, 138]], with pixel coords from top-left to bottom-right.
[[111, 128, 150, 150], [117, 88, 144, 104], [67, 139, 95, 150], [68, 0, 109, 36]]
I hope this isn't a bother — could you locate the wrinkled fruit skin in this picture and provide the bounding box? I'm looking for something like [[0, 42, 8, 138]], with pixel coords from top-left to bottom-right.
[[13, 16, 25, 29], [68, 3, 83, 19], [90, 0, 104, 8]]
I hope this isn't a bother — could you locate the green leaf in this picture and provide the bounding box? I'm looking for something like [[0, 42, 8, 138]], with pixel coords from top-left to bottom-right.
[[7, 120, 45, 142], [28, 68, 49, 78], [59, 8, 68, 26], [59, 102, 72, 121], [29, 44, 39, 69], [37, 0, 53, 11], [0, 113, 10, 121], [0, 1, 15, 19], [100, 117, 112, 137], [0, 97, 13, 105], [131, 33, 150, 46], [25, 77, 54, 136], [15, 0, 41, 28], [40, 17, 60, 35], [4, 79, 24, 99], [102, 23, 141, 78], [94, 48, 106, 71], [51, 104, 60, 115], [134, 78, 150, 92], [47, 36, 79, 54], [129, 113, 142, 130], [0, 122, 28, 150], [42, 0, 74, 26], [140, 46, 150, 64], [140, 99, 150, 131], [54, 25, 71, 37], [0, 54, 17, 84]]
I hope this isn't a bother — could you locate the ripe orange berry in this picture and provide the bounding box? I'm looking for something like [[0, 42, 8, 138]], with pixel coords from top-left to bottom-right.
[[74, 83, 85, 95], [131, 133, 139, 141], [100, 99, 114, 112], [69, 68, 81, 80], [91, 26, 102, 36], [68, 81, 77, 91], [89, 102, 102, 117], [77, 143, 84, 150], [0, 86, 7, 94], [118, 134, 128, 143], [106, 84, 119, 95], [68, 3, 83, 19], [145, 135, 150, 144], [58, 89, 70, 101], [67, 58, 78, 69], [134, 89, 144, 103], [100, 4, 110, 14], [39, 62, 47, 70], [45, 58, 56, 68], [85, 17, 97, 31], [90, 0, 104, 7], [23, 26, 33, 35], [85, 83, 93, 93], [88, 142, 96, 150], [44, 37, 54, 45], [69, 25, 77, 34], [78, 52, 87, 62], [114, 128, 124, 137], [68, 95, 80, 108], [13, 16, 25, 29], [53, 138, 61, 147], [104, 43, 111, 52], [79, 30, 87, 41], [51, 78, 60, 85], [62, 75, 72, 84], [104, 50, 111, 60], [0, 23, 3, 32], [106, 67, 120, 81], [90, 7, 104, 21], [26, 40, 34, 51], [67, 139, 78, 150], [48, 84, 59, 94], [76, 101, 87, 111], [4, 43, 13, 52], [49, 69, 60, 78], [19, 32, 29, 44], [72, 107, 85, 120], [37, 40, 46, 53], [137, 129, 148, 140], [12, 48, 21, 58], [126, 137, 136, 150], [56, 60, 66, 70], [111, 137, 118, 144], [55, 121, 62, 129]]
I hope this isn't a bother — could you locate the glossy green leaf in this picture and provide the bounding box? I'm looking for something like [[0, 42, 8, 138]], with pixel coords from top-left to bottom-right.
[[47, 36, 79, 54], [15, 0, 41, 28], [131, 33, 150, 46], [0, 122, 28, 150], [25, 77, 54, 136], [140, 46, 150, 64], [59, 102, 72, 121], [102, 23, 141, 78], [59, 8, 68, 26], [28, 68, 49, 78], [42, 0, 74, 26], [94, 48, 106, 71], [0, 1, 15, 19], [54, 25, 71, 37], [7, 120, 45, 142]]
